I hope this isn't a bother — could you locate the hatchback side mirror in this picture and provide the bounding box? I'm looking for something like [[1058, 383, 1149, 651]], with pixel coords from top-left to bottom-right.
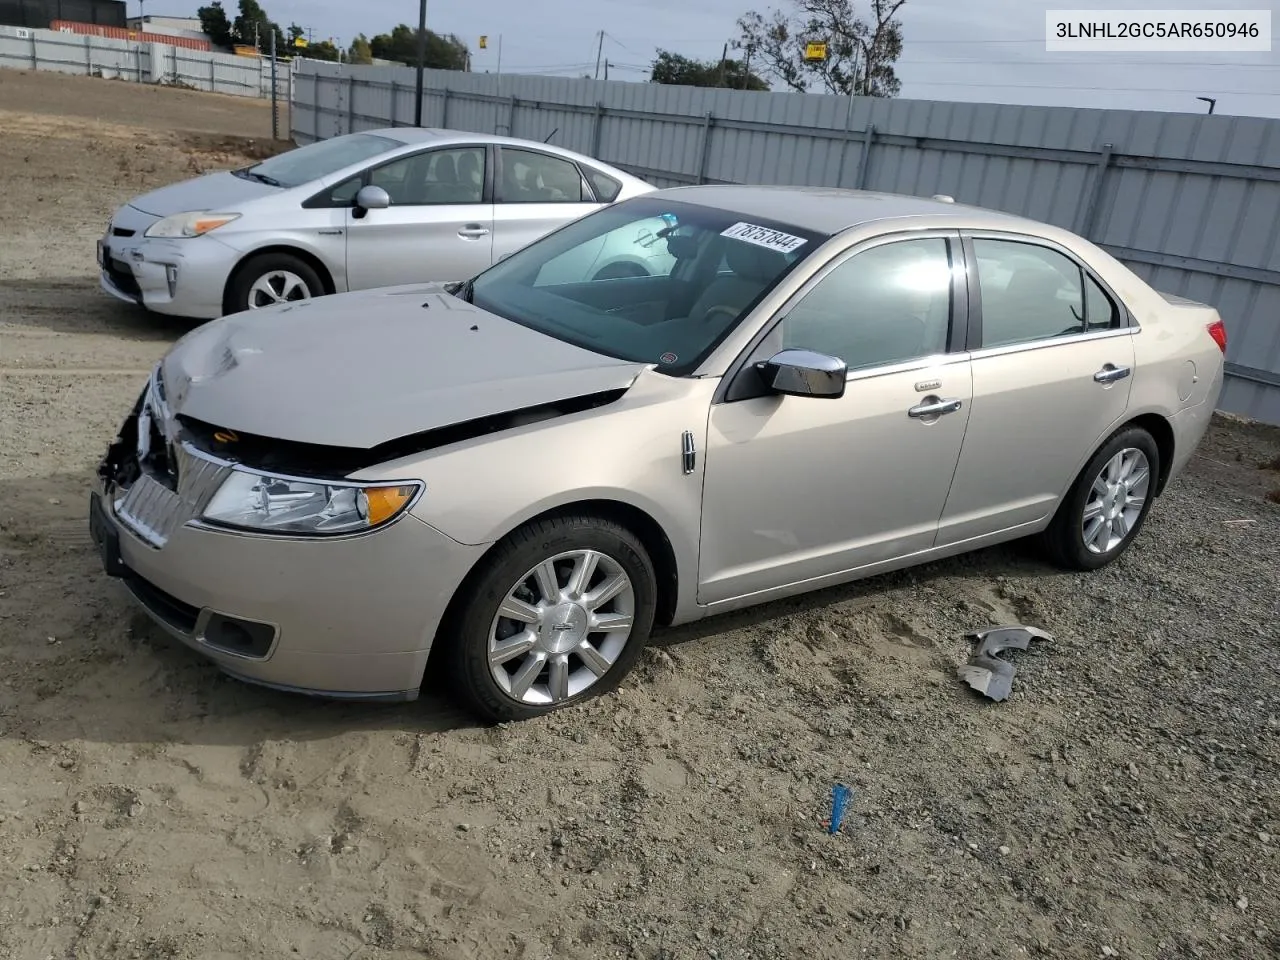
[[755, 348, 847, 399], [353, 185, 391, 218]]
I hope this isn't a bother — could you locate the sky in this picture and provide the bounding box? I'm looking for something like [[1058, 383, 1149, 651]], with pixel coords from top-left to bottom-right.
[[158, 0, 1278, 118]]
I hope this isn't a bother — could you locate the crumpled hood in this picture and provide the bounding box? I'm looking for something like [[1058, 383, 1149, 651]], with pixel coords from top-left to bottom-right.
[[160, 285, 648, 449], [128, 170, 282, 217]]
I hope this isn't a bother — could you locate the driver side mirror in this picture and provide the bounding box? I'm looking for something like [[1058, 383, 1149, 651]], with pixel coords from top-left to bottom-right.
[[353, 184, 391, 219], [755, 348, 847, 399]]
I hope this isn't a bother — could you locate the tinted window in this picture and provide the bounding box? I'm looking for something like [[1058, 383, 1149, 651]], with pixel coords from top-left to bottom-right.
[[500, 149, 584, 203], [974, 238, 1118, 348], [586, 168, 622, 202], [467, 198, 824, 375], [243, 133, 402, 188], [326, 147, 485, 207], [370, 147, 484, 205], [781, 238, 954, 371]]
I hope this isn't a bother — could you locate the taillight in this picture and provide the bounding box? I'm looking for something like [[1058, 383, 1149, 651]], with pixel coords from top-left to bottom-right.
[[1207, 319, 1227, 353]]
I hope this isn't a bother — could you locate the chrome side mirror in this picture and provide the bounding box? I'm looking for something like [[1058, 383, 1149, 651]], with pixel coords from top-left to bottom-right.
[[353, 184, 391, 218], [755, 348, 847, 399]]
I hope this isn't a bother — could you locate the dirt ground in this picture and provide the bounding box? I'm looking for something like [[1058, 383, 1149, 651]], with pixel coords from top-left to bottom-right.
[[1, 68, 1279, 960]]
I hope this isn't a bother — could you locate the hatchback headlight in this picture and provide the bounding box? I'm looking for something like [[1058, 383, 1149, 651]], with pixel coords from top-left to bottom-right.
[[201, 469, 421, 536], [145, 211, 241, 239]]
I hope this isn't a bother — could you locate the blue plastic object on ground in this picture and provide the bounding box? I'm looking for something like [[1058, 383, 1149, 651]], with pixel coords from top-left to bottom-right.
[[829, 784, 853, 834]]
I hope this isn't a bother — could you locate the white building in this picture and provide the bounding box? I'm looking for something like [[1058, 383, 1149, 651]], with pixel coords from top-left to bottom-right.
[[125, 14, 210, 44]]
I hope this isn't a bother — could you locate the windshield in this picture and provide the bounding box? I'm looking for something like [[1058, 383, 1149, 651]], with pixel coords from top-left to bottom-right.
[[466, 196, 826, 376], [240, 133, 404, 188]]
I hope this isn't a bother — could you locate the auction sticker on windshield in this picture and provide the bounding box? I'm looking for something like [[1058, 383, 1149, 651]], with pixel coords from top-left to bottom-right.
[[721, 222, 808, 253]]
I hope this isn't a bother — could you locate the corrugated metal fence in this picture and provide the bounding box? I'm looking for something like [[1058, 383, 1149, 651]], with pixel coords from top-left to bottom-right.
[[0, 23, 278, 98], [290, 60, 1280, 423]]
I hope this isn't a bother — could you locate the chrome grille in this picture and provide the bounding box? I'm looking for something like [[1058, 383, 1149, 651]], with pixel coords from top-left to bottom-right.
[[114, 443, 232, 548]]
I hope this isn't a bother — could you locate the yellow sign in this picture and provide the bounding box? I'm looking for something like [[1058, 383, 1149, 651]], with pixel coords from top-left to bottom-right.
[[293, 37, 308, 48], [804, 41, 827, 61], [479, 35, 488, 49]]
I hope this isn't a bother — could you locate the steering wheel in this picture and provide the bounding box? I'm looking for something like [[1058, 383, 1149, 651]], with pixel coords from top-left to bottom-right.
[[701, 304, 739, 324]]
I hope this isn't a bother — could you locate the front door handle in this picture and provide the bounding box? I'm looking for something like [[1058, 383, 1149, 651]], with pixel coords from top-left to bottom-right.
[[908, 396, 963, 419], [458, 224, 490, 239], [1094, 364, 1131, 384]]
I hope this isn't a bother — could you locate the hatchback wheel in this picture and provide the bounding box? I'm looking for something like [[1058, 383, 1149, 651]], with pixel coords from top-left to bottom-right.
[[1043, 425, 1160, 570], [227, 252, 323, 314], [447, 515, 657, 722]]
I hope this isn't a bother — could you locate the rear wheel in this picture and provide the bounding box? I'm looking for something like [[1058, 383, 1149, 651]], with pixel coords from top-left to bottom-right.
[[446, 515, 658, 723], [1042, 425, 1161, 571], [226, 252, 324, 314]]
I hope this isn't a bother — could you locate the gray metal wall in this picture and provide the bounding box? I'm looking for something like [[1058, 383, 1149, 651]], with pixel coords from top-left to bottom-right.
[[291, 60, 1280, 424], [0, 23, 278, 98]]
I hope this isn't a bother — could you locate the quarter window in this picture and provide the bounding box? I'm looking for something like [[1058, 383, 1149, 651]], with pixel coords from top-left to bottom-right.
[[500, 149, 585, 203], [973, 238, 1119, 348], [780, 238, 954, 372]]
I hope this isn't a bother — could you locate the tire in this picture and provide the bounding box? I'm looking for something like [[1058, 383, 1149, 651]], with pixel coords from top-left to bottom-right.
[[591, 261, 649, 281], [226, 252, 324, 314], [446, 515, 658, 723], [1042, 425, 1161, 571]]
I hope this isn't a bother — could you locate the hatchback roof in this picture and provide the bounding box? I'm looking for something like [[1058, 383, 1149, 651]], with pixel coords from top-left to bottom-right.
[[649, 183, 1035, 236]]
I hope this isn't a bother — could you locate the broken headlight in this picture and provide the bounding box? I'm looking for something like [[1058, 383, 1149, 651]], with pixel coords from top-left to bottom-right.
[[201, 469, 421, 536]]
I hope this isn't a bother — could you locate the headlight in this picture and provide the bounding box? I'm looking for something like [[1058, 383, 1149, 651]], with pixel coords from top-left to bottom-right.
[[201, 469, 421, 536], [144, 211, 241, 239]]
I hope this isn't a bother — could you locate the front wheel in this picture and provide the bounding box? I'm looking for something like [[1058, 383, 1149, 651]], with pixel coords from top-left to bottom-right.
[[226, 252, 324, 314], [1042, 425, 1161, 571], [446, 515, 658, 723]]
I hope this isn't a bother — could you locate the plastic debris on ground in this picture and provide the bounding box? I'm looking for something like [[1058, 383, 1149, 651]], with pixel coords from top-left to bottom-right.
[[957, 625, 1053, 702]]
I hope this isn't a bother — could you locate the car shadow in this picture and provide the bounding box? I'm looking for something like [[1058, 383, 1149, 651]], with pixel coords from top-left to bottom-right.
[[0, 464, 1070, 751], [0, 277, 199, 340]]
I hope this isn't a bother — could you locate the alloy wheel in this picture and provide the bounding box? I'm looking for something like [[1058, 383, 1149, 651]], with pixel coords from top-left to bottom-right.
[[487, 549, 636, 706], [247, 269, 312, 308], [1082, 447, 1151, 554]]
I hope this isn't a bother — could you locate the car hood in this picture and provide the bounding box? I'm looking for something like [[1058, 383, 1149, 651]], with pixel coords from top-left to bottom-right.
[[159, 285, 650, 449], [127, 170, 282, 217]]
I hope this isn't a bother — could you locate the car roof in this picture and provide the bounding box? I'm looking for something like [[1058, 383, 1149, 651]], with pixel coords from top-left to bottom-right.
[[361, 126, 634, 166], [647, 184, 1040, 237]]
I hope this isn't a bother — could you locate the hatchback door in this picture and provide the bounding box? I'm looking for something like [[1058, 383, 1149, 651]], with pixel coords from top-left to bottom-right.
[[490, 146, 604, 263], [698, 232, 973, 606], [341, 144, 495, 290], [934, 233, 1137, 546]]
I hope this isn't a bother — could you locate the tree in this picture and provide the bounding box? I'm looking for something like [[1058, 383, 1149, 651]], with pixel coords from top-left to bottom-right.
[[737, 0, 905, 97], [650, 49, 768, 91], [369, 23, 470, 70], [307, 40, 342, 62], [196, 2, 234, 49], [232, 0, 284, 52], [349, 33, 374, 65]]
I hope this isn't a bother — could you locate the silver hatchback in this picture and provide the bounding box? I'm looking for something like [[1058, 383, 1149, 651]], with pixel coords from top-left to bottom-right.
[[97, 128, 657, 320]]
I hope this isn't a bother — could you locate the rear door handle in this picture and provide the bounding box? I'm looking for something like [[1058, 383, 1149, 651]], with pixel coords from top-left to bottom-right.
[[458, 224, 490, 239], [1094, 364, 1131, 384], [908, 397, 963, 419]]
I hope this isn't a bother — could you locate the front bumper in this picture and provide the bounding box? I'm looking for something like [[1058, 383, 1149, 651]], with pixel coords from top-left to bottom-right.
[[97, 227, 232, 321], [88, 463, 486, 702]]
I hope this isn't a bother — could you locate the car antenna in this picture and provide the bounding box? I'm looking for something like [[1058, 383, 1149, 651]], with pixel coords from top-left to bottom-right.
[[543, 127, 559, 143]]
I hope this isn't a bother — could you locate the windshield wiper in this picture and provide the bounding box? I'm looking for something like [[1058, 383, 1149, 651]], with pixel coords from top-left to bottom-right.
[[452, 277, 475, 303], [239, 169, 283, 186]]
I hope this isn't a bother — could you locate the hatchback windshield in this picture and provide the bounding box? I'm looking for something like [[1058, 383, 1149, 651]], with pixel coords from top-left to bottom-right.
[[239, 133, 404, 188], [466, 197, 826, 375]]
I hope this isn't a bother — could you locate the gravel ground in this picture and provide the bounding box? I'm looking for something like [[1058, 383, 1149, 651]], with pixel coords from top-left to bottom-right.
[[1, 68, 1278, 960]]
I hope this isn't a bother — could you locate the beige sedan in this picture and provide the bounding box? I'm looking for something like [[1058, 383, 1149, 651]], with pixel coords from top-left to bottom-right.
[[89, 185, 1227, 722]]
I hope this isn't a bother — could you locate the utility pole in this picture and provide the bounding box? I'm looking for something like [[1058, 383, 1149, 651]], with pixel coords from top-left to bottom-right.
[[496, 34, 502, 77], [604, 58, 610, 81], [716, 41, 728, 86], [594, 30, 604, 79], [414, 0, 427, 126]]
